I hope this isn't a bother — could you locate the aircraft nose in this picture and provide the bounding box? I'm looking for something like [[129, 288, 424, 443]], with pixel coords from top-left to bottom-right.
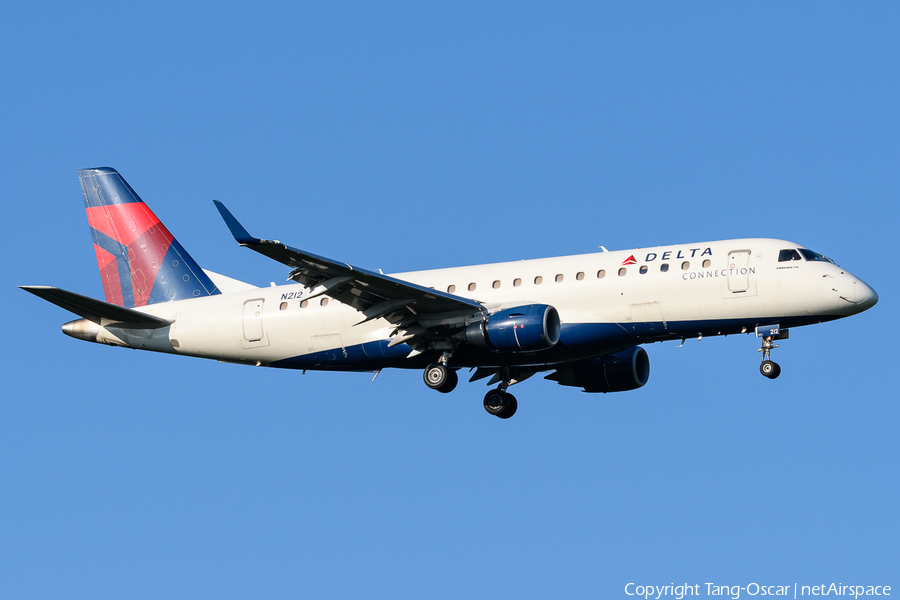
[[854, 279, 878, 311]]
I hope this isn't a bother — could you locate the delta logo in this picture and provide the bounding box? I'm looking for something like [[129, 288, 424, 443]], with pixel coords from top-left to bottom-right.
[[622, 255, 637, 265]]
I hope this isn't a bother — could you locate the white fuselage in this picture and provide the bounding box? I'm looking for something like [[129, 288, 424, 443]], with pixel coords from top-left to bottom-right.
[[89, 238, 876, 372]]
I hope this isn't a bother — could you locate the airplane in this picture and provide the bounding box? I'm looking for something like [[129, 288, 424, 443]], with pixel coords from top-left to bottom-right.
[[22, 167, 878, 419]]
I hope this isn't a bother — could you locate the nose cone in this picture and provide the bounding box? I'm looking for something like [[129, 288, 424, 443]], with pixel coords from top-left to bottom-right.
[[855, 279, 878, 311]]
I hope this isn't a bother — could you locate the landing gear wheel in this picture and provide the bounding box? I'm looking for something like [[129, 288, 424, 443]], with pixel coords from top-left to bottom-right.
[[436, 369, 458, 394], [483, 389, 517, 418], [497, 394, 517, 419], [483, 389, 506, 415], [424, 363, 450, 390], [760, 360, 781, 379]]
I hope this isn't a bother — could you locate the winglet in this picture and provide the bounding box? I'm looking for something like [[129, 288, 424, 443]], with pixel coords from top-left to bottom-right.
[[213, 200, 261, 245]]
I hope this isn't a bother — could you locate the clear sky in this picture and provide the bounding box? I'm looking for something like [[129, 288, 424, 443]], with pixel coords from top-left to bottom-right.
[[2, 2, 898, 598]]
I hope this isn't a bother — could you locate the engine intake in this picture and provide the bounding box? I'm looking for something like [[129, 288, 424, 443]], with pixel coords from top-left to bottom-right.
[[546, 346, 650, 393], [466, 304, 561, 352]]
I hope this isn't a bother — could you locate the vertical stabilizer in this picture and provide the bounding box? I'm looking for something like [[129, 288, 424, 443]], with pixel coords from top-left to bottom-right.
[[78, 167, 220, 308]]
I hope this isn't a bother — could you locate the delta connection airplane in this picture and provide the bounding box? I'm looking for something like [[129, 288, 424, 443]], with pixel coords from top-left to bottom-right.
[[22, 168, 878, 419]]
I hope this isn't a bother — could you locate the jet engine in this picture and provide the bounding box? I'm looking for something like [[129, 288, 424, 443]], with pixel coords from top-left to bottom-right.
[[465, 304, 561, 352], [545, 346, 650, 393]]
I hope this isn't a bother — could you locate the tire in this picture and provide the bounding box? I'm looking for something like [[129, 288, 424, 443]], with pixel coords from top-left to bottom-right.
[[760, 360, 780, 379], [424, 363, 449, 390], [436, 369, 458, 394], [497, 394, 518, 419], [483, 389, 508, 416]]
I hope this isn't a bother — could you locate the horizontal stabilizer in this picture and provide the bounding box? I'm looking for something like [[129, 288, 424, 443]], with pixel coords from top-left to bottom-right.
[[20, 286, 172, 328]]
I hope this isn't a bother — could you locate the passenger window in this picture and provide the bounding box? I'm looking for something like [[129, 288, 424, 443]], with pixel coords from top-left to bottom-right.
[[447, 284, 456, 293], [279, 302, 288, 311], [597, 270, 606, 279], [682, 261, 690, 270], [618, 268, 627, 276], [300, 300, 308, 308], [639, 266, 648, 274], [778, 249, 803, 262], [468, 283, 477, 291], [492, 280, 501, 289], [576, 272, 585, 280], [660, 263, 669, 272], [702, 259, 711, 268], [513, 278, 522, 287], [555, 274, 564, 283], [534, 276, 543, 285], [320, 298, 329, 306]]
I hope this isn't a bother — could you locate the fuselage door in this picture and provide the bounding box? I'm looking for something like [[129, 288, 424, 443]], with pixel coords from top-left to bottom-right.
[[727, 250, 751, 292], [242, 298, 265, 342]]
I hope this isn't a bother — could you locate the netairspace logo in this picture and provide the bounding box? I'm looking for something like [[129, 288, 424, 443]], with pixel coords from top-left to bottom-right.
[[624, 583, 892, 600]]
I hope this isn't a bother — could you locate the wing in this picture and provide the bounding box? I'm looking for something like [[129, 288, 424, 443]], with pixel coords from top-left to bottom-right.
[[214, 201, 485, 352]]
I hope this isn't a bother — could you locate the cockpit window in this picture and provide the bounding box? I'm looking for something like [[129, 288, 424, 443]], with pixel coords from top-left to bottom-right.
[[798, 248, 835, 264], [778, 249, 803, 262]]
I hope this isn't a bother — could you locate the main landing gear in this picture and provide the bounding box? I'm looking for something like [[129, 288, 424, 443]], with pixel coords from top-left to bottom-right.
[[423, 362, 458, 393], [422, 356, 519, 419], [483, 387, 518, 419]]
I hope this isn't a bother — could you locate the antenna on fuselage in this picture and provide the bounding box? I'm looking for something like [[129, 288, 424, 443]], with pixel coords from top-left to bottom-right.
[[599, 246, 609, 252]]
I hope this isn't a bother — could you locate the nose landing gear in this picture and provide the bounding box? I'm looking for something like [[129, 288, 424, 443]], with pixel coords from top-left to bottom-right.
[[760, 358, 781, 379], [756, 325, 788, 379]]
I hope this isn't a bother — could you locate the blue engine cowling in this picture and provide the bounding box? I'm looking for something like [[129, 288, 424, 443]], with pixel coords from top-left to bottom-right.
[[465, 304, 561, 352], [545, 346, 650, 393]]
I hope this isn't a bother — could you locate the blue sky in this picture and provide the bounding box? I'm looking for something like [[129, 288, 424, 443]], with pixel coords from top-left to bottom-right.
[[2, 2, 898, 598]]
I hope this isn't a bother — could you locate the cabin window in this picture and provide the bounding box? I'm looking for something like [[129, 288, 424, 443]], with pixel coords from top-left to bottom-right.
[[702, 259, 711, 268], [682, 261, 690, 270], [468, 283, 477, 291], [660, 263, 669, 272], [513, 278, 522, 287], [597, 270, 606, 279], [639, 265, 648, 274], [320, 298, 329, 306], [779, 249, 803, 262], [618, 268, 627, 276], [576, 272, 585, 280], [279, 302, 288, 311], [300, 300, 308, 308], [534, 276, 543, 285], [447, 284, 456, 293], [555, 274, 564, 283], [492, 280, 501, 289]]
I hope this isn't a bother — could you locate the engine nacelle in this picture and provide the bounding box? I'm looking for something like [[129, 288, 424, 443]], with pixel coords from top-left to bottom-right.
[[465, 304, 561, 352], [546, 346, 650, 393]]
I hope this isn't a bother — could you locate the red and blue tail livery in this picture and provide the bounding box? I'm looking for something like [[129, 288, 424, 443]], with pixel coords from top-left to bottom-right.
[[21, 167, 878, 419], [78, 167, 219, 307]]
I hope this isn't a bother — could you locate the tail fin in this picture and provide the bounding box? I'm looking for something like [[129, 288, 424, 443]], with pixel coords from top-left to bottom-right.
[[78, 167, 220, 308]]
